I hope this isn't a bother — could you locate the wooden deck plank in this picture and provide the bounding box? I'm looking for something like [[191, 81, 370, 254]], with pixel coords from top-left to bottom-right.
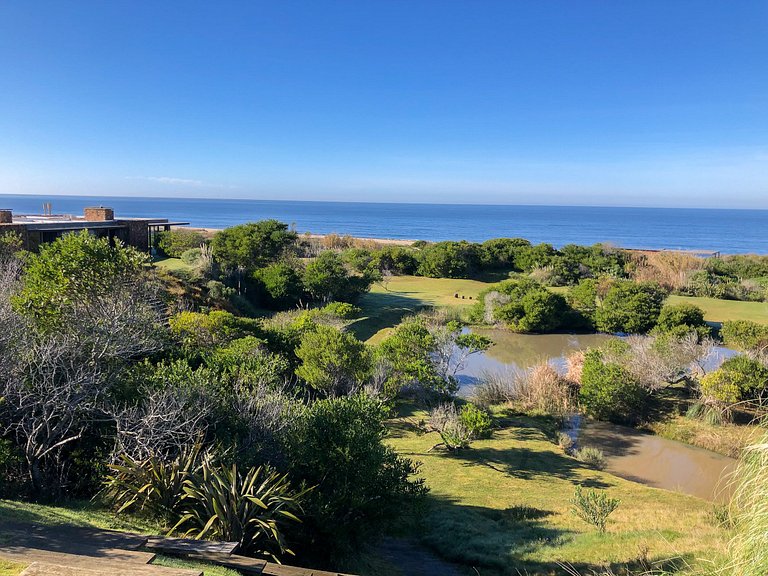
[[20, 560, 201, 576], [144, 536, 239, 555], [261, 562, 350, 576], [0, 547, 201, 576], [178, 551, 266, 575]]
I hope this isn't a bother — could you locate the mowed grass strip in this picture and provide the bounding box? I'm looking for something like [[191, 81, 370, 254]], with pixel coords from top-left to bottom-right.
[[386, 408, 727, 575], [666, 294, 768, 325]]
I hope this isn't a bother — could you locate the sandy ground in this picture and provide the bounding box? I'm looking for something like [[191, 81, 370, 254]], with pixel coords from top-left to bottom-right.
[[187, 227, 415, 245]]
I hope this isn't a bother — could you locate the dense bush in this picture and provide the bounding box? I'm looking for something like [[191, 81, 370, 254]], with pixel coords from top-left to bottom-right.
[[211, 220, 297, 272], [303, 251, 372, 303], [252, 263, 304, 309], [156, 229, 206, 258], [654, 303, 710, 339], [699, 356, 768, 404], [373, 246, 419, 275], [593, 281, 666, 334], [287, 395, 427, 559], [475, 277, 568, 333], [416, 241, 482, 278], [320, 301, 361, 319], [720, 320, 768, 352], [459, 403, 492, 439], [294, 325, 372, 397], [579, 349, 648, 423]]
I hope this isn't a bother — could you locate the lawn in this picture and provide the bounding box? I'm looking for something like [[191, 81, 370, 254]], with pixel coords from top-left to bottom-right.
[[352, 275, 768, 343], [153, 256, 194, 272], [666, 295, 768, 326], [386, 407, 728, 575], [0, 560, 26, 576], [352, 276, 496, 342]]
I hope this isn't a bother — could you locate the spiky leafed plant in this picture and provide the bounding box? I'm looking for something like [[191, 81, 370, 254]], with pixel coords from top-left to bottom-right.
[[173, 461, 305, 560], [101, 441, 209, 521]]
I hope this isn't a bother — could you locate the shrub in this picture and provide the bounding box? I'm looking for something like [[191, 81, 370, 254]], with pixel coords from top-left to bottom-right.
[[416, 241, 482, 278], [157, 229, 206, 258], [699, 356, 768, 404], [303, 251, 372, 303], [480, 237, 531, 270], [655, 303, 709, 337], [720, 320, 768, 353], [102, 442, 209, 521], [459, 403, 492, 439], [321, 301, 362, 319], [570, 486, 620, 533], [206, 280, 236, 301], [579, 349, 648, 423], [295, 325, 371, 397], [252, 263, 304, 309], [180, 248, 203, 266], [211, 220, 297, 272], [288, 395, 427, 559], [557, 432, 574, 452], [574, 446, 607, 470], [175, 461, 304, 560], [373, 246, 418, 275], [428, 403, 472, 449], [476, 277, 567, 333], [594, 280, 666, 334]]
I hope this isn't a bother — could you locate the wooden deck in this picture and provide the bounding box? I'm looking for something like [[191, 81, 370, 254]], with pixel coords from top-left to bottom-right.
[[0, 521, 354, 576]]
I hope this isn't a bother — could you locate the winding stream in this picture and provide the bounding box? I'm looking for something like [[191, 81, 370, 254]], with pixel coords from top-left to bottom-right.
[[457, 330, 738, 501]]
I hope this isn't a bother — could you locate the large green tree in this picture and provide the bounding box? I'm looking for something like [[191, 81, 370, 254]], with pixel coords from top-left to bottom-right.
[[13, 231, 147, 329], [211, 220, 297, 271]]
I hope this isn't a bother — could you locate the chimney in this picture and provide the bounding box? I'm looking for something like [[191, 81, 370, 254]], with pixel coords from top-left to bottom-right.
[[84, 206, 114, 221], [0, 209, 12, 224]]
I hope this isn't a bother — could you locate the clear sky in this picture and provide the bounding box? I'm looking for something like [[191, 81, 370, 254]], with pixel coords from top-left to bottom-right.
[[1, 1, 766, 207]]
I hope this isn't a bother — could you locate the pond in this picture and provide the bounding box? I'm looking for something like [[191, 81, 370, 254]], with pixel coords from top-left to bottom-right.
[[575, 419, 737, 502], [456, 330, 614, 388], [456, 329, 739, 501]]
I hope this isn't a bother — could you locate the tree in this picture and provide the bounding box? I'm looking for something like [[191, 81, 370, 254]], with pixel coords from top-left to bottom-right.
[[252, 263, 304, 309], [416, 241, 482, 278], [594, 281, 666, 334], [156, 229, 206, 258], [480, 237, 531, 270], [211, 220, 297, 271], [654, 303, 710, 339], [13, 231, 148, 330], [720, 320, 768, 354], [579, 349, 648, 423], [295, 325, 371, 397], [287, 395, 427, 559], [302, 251, 371, 303], [476, 277, 567, 333], [699, 356, 768, 404]]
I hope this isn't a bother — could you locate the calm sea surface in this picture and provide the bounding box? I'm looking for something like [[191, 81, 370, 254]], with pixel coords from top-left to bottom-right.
[[1, 194, 766, 254]]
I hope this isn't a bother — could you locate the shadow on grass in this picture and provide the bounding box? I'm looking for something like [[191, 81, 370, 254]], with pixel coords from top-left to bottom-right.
[[350, 291, 429, 341], [444, 445, 615, 488], [416, 494, 695, 576]]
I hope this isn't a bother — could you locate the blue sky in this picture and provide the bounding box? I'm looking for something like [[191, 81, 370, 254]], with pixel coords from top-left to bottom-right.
[[1, 1, 766, 207]]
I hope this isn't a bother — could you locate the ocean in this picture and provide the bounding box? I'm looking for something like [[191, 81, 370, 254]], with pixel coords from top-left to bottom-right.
[[1, 194, 766, 254]]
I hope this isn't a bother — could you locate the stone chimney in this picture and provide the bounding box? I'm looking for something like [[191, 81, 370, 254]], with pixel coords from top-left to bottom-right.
[[0, 209, 12, 224], [84, 206, 114, 221]]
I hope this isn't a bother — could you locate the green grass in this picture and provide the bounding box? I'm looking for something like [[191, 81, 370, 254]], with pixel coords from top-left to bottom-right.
[[386, 406, 728, 575], [666, 295, 768, 325], [0, 560, 26, 576], [151, 554, 241, 576], [352, 275, 497, 342], [153, 256, 195, 272], [351, 275, 768, 343]]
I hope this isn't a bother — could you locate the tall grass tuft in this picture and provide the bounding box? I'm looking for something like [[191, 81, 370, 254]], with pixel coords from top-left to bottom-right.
[[724, 430, 768, 576]]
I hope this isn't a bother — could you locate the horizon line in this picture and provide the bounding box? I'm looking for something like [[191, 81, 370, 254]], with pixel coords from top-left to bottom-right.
[[0, 191, 766, 212]]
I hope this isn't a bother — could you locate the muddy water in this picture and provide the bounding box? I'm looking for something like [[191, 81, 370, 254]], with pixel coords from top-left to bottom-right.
[[457, 331, 614, 388], [577, 421, 737, 501], [456, 329, 739, 501]]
